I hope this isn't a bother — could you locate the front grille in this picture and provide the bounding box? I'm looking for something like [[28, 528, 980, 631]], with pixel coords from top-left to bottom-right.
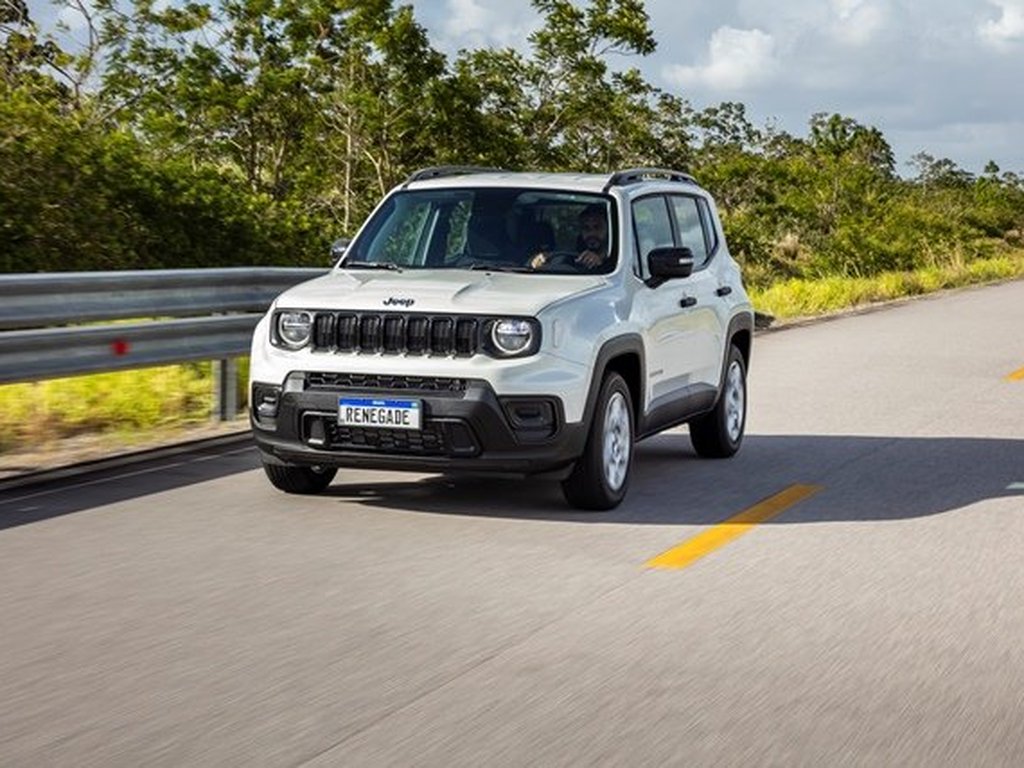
[[329, 423, 447, 455], [301, 411, 481, 457], [301, 412, 447, 455], [312, 312, 484, 357], [305, 372, 469, 393]]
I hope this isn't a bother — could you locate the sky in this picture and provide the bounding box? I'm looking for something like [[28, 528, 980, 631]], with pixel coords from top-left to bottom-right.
[[415, 0, 1024, 174], [29, 0, 1024, 174]]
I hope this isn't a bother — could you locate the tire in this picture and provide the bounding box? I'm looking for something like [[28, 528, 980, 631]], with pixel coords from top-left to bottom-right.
[[562, 372, 634, 511], [262, 462, 337, 494], [690, 345, 747, 459]]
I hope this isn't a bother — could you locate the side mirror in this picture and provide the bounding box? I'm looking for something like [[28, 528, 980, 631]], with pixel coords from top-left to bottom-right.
[[646, 246, 694, 288], [330, 237, 352, 265]]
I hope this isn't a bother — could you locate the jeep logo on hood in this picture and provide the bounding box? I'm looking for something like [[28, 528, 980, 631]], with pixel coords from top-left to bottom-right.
[[383, 297, 415, 308]]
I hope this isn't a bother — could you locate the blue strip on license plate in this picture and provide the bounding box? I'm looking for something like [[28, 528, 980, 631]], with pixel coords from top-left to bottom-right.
[[337, 397, 421, 430]]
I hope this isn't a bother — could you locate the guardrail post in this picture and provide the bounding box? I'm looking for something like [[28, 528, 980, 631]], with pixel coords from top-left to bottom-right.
[[213, 358, 238, 421]]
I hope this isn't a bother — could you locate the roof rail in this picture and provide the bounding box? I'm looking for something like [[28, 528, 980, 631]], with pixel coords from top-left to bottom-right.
[[402, 165, 505, 187], [603, 167, 698, 191]]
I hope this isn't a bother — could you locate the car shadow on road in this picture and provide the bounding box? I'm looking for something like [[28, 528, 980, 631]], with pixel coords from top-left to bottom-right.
[[321, 432, 1024, 525], [2, 433, 1021, 530]]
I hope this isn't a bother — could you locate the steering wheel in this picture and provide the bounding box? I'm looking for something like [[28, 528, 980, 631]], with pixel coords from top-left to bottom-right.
[[529, 250, 579, 270]]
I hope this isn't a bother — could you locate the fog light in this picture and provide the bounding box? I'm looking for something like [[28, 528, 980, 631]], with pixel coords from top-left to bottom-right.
[[501, 398, 558, 441], [307, 418, 326, 447], [446, 422, 480, 456], [252, 384, 281, 419]]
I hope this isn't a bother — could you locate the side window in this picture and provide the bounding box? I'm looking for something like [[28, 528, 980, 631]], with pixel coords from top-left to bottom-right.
[[669, 195, 710, 267], [697, 197, 719, 256], [632, 196, 674, 279]]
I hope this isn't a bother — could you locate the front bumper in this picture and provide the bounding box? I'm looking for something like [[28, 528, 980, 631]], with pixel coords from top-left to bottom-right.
[[252, 376, 586, 477]]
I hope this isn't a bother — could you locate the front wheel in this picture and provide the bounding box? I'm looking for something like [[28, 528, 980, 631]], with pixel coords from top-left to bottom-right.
[[690, 345, 747, 458], [262, 462, 337, 494], [562, 372, 634, 511]]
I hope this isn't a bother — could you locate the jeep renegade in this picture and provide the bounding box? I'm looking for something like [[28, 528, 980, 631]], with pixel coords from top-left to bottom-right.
[[250, 167, 753, 510]]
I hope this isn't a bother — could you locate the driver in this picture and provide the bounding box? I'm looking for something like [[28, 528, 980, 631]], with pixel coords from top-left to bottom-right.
[[529, 204, 611, 272], [575, 204, 610, 270]]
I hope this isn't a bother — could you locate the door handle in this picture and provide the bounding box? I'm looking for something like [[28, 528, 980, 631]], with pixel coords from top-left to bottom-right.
[[716, 286, 733, 297], [679, 296, 697, 308]]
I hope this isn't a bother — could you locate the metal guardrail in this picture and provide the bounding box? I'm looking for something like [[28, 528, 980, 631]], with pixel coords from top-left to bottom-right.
[[0, 268, 324, 331], [0, 315, 262, 380], [0, 267, 326, 415]]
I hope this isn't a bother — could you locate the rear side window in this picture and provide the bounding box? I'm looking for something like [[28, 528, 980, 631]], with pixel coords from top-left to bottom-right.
[[697, 198, 719, 256], [669, 195, 710, 267]]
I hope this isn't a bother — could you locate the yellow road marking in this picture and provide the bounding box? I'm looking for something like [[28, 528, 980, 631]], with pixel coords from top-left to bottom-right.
[[645, 484, 823, 570], [1006, 366, 1024, 382]]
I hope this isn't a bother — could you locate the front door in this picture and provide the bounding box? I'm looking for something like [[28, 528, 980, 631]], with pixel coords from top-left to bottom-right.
[[631, 195, 706, 418]]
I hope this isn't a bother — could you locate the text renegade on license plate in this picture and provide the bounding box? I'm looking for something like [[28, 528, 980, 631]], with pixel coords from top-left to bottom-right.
[[337, 397, 422, 430]]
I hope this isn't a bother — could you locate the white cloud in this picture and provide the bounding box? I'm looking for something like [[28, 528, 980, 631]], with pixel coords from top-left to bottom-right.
[[979, 0, 1024, 47], [829, 0, 889, 45], [663, 27, 779, 91], [445, 0, 488, 35], [439, 0, 536, 51], [443, 0, 488, 46]]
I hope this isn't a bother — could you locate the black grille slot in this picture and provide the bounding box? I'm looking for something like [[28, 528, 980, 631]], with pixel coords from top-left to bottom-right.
[[359, 315, 382, 352], [455, 318, 478, 356], [313, 314, 335, 348], [430, 317, 454, 355], [336, 314, 358, 351], [305, 373, 468, 392], [383, 316, 405, 353], [407, 317, 429, 355]]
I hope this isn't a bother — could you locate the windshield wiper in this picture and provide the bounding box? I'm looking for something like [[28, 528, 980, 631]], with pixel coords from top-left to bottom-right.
[[340, 260, 402, 271], [467, 263, 533, 273]]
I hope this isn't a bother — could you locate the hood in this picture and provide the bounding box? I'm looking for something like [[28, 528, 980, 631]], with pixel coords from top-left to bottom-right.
[[274, 269, 608, 316]]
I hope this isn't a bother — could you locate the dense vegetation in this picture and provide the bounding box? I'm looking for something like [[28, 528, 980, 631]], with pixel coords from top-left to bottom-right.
[[2, 0, 1023, 285], [2, 0, 1022, 457]]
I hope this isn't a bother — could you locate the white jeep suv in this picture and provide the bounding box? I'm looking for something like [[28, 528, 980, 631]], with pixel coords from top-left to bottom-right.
[[249, 167, 753, 510]]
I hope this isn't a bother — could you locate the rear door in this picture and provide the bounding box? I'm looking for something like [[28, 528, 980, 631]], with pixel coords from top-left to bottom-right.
[[666, 194, 726, 389]]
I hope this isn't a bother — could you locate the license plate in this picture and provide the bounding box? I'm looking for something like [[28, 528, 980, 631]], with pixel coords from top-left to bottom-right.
[[337, 397, 421, 430]]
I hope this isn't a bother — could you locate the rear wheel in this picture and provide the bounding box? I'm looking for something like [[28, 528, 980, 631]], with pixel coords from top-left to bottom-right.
[[562, 372, 633, 511], [690, 345, 746, 458], [262, 462, 337, 494]]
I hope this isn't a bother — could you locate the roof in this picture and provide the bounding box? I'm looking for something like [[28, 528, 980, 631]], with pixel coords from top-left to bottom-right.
[[401, 166, 702, 195]]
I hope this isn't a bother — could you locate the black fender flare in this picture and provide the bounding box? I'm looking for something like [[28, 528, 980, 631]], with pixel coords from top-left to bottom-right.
[[580, 334, 646, 429], [712, 312, 754, 406]]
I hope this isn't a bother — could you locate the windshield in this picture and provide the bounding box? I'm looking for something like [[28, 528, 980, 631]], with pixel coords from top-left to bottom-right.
[[342, 188, 617, 275]]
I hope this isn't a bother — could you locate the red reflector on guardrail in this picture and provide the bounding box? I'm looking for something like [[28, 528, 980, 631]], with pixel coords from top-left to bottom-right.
[[111, 339, 130, 356]]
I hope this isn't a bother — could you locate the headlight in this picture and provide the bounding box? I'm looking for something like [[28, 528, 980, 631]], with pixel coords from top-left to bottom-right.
[[491, 318, 535, 356], [276, 311, 313, 349]]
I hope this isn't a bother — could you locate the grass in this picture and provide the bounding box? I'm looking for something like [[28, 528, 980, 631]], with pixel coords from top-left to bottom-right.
[[748, 250, 1024, 320], [1, 251, 1022, 458], [0, 362, 230, 455]]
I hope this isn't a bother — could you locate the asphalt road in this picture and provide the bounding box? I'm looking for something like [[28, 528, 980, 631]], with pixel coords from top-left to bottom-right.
[[2, 281, 1023, 767]]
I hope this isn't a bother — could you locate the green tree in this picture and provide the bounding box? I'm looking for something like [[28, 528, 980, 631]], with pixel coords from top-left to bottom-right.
[[455, 0, 669, 170], [909, 152, 975, 188], [1, 0, 71, 102], [93, 0, 452, 234]]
